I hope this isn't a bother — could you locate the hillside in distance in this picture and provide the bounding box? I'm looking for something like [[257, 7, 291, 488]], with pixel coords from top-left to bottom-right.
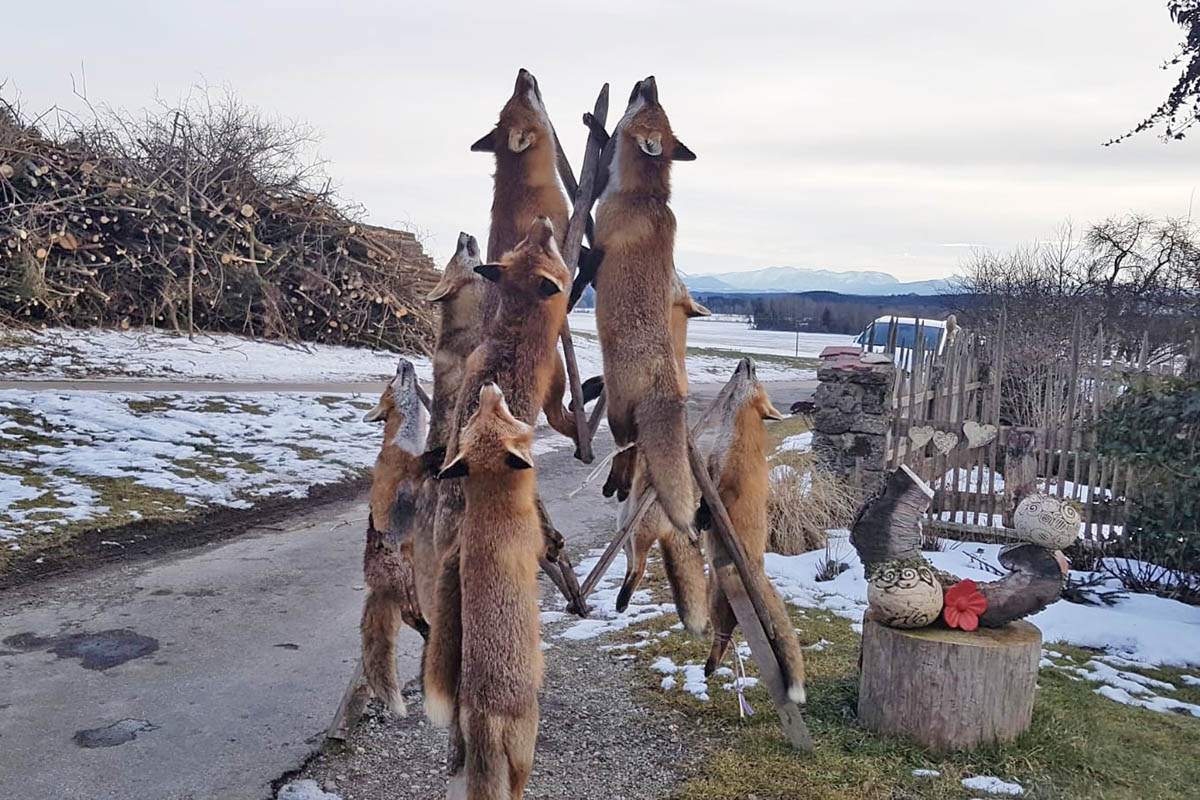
[[679, 266, 956, 296]]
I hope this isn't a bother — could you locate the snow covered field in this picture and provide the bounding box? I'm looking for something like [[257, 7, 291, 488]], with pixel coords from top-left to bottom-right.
[[569, 310, 856, 360], [2, 324, 818, 385], [0, 387, 582, 547], [0, 327, 430, 383]]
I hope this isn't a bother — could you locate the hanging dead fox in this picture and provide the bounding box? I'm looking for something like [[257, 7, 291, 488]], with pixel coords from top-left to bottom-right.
[[614, 275, 710, 633], [412, 232, 486, 617], [590, 76, 697, 534], [694, 358, 807, 705], [360, 357, 429, 714], [472, 68, 569, 326], [424, 383, 544, 800]]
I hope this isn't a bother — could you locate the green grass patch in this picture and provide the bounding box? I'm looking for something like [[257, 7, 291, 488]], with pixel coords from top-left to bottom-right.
[[126, 397, 176, 414], [765, 415, 811, 453], [607, 560, 1200, 800]]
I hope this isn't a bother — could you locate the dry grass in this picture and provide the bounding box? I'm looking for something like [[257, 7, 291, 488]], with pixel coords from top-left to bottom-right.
[[767, 448, 859, 556]]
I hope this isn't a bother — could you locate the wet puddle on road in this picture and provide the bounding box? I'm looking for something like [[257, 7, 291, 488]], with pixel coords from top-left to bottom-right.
[[2, 628, 160, 670]]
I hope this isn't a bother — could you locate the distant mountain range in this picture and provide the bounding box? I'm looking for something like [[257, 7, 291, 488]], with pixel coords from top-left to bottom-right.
[[680, 266, 957, 296]]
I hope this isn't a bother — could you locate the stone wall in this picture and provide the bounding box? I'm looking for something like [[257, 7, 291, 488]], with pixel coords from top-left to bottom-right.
[[812, 346, 896, 497]]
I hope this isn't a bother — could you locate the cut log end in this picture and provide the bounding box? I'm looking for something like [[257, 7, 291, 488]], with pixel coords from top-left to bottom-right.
[[858, 616, 1041, 750]]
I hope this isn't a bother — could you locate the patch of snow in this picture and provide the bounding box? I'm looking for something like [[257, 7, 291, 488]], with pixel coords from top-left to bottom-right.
[[660, 676, 677, 691], [777, 432, 813, 453], [1093, 685, 1200, 718], [0, 390, 381, 538], [569, 310, 854, 361], [557, 549, 674, 640], [760, 536, 1200, 669], [277, 779, 343, 800], [1, 327, 428, 384], [911, 768, 940, 778], [1181, 674, 1200, 687], [961, 775, 1024, 796]]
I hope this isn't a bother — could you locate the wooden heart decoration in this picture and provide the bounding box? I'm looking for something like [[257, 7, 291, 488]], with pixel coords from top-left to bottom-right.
[[962, 421, 998, 449], [908, 425, 935, 449], [932, 430, 959, 455]]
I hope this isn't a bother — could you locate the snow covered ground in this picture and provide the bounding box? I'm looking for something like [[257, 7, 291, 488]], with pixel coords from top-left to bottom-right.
[[556, 516, 1200, 720], [0, 387, 580, 546], [569, 310, 855, 360], [2, 324, 816, 385], [0, 327, 429, 383]]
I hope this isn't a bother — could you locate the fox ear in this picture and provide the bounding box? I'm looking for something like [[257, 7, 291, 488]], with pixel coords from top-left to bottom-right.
[[362, 401, 388, 423], [508, 129, 536, 153], [636, 134, 663, 157], [672, 140, 697, 161], [471, 129, 498, 152], [426, 275, 464, 302], [683, 297, 711, 318], [474, 263, 503, 283], [504, 442, 534, 470], [437, 453, 469, 480]]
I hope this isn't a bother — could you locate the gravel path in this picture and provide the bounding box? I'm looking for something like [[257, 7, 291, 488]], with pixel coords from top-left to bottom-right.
[[291, 577, 703, 800]]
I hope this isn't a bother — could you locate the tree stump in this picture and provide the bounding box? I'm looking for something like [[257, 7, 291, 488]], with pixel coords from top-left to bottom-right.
[[858, 616, 1041, 750]]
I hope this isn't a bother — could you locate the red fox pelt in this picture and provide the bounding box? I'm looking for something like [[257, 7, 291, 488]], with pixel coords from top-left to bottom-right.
[[615, 275, 710, 633], [440, 216, 579, 479], [424, 383, 544, 800], [472, 68, 569, 326], [591, 75, 697, 535], [694, 358, 806, 705], [360, 357, 429, 714]]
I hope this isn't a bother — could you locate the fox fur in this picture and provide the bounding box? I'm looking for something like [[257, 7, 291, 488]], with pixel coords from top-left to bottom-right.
[[592, 76, 697, 534], [412, 233, 485, 619], [360, 357, 429, 714], [424, 384, 544, 800], [615, 276, 710, 633], [472, 68, 569, 326], [694, 359, 807, 705], [440, 216, 579, 473]]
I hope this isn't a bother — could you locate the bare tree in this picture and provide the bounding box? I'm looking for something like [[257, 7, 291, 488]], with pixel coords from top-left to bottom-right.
[[953, 215, 1199, 423], [1110, 1, 1200, 143]]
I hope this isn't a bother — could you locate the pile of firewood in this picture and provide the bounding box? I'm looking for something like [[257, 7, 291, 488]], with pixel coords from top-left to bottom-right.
[[0, 93, 438, 353]]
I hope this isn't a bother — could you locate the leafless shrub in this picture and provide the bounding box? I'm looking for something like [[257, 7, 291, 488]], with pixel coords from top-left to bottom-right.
[[767, 449, 858, 556]]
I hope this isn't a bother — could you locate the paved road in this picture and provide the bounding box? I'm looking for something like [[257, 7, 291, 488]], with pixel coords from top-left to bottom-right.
[[0, 379, 813, 800]]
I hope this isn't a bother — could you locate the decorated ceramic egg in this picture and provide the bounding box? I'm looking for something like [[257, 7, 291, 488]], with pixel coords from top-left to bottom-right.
[[867, 560, 943, 629], [1013, 494, 1080, 550]]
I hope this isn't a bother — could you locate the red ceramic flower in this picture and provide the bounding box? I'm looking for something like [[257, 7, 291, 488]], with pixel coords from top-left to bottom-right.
[[943, 579, 987, 631]]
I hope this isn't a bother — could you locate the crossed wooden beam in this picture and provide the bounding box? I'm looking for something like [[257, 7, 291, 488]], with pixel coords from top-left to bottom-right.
[[330, 82, 813, 753]]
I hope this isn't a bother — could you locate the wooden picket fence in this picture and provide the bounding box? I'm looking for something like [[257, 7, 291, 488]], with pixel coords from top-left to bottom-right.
[[875, 312, 1142, 543]]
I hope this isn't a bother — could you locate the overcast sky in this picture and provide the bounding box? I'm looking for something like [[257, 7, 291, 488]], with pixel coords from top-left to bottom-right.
[[4, 2, 1196, 280]]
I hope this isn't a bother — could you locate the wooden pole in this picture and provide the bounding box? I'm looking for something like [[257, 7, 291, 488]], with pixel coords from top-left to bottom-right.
[[553, 84, 609, 465], [688, 437, 814, 752], [579, 487, 656, 598], [327, 660, 370, 741]]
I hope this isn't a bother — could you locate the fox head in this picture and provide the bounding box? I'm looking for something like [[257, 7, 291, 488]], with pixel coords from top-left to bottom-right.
[[704, 356, 782, 432], [672, 273, 711, 319], [473, 216, 570, 303], [471, 68, 554, 160], [437, 383, 535, 479], [364, 357, 427, 455], [597, 76, 695, 198], [426, 231, 484, 308]]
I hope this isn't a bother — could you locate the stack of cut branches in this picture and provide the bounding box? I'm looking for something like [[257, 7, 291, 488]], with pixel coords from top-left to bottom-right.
[[0, 90, 438, 353]]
